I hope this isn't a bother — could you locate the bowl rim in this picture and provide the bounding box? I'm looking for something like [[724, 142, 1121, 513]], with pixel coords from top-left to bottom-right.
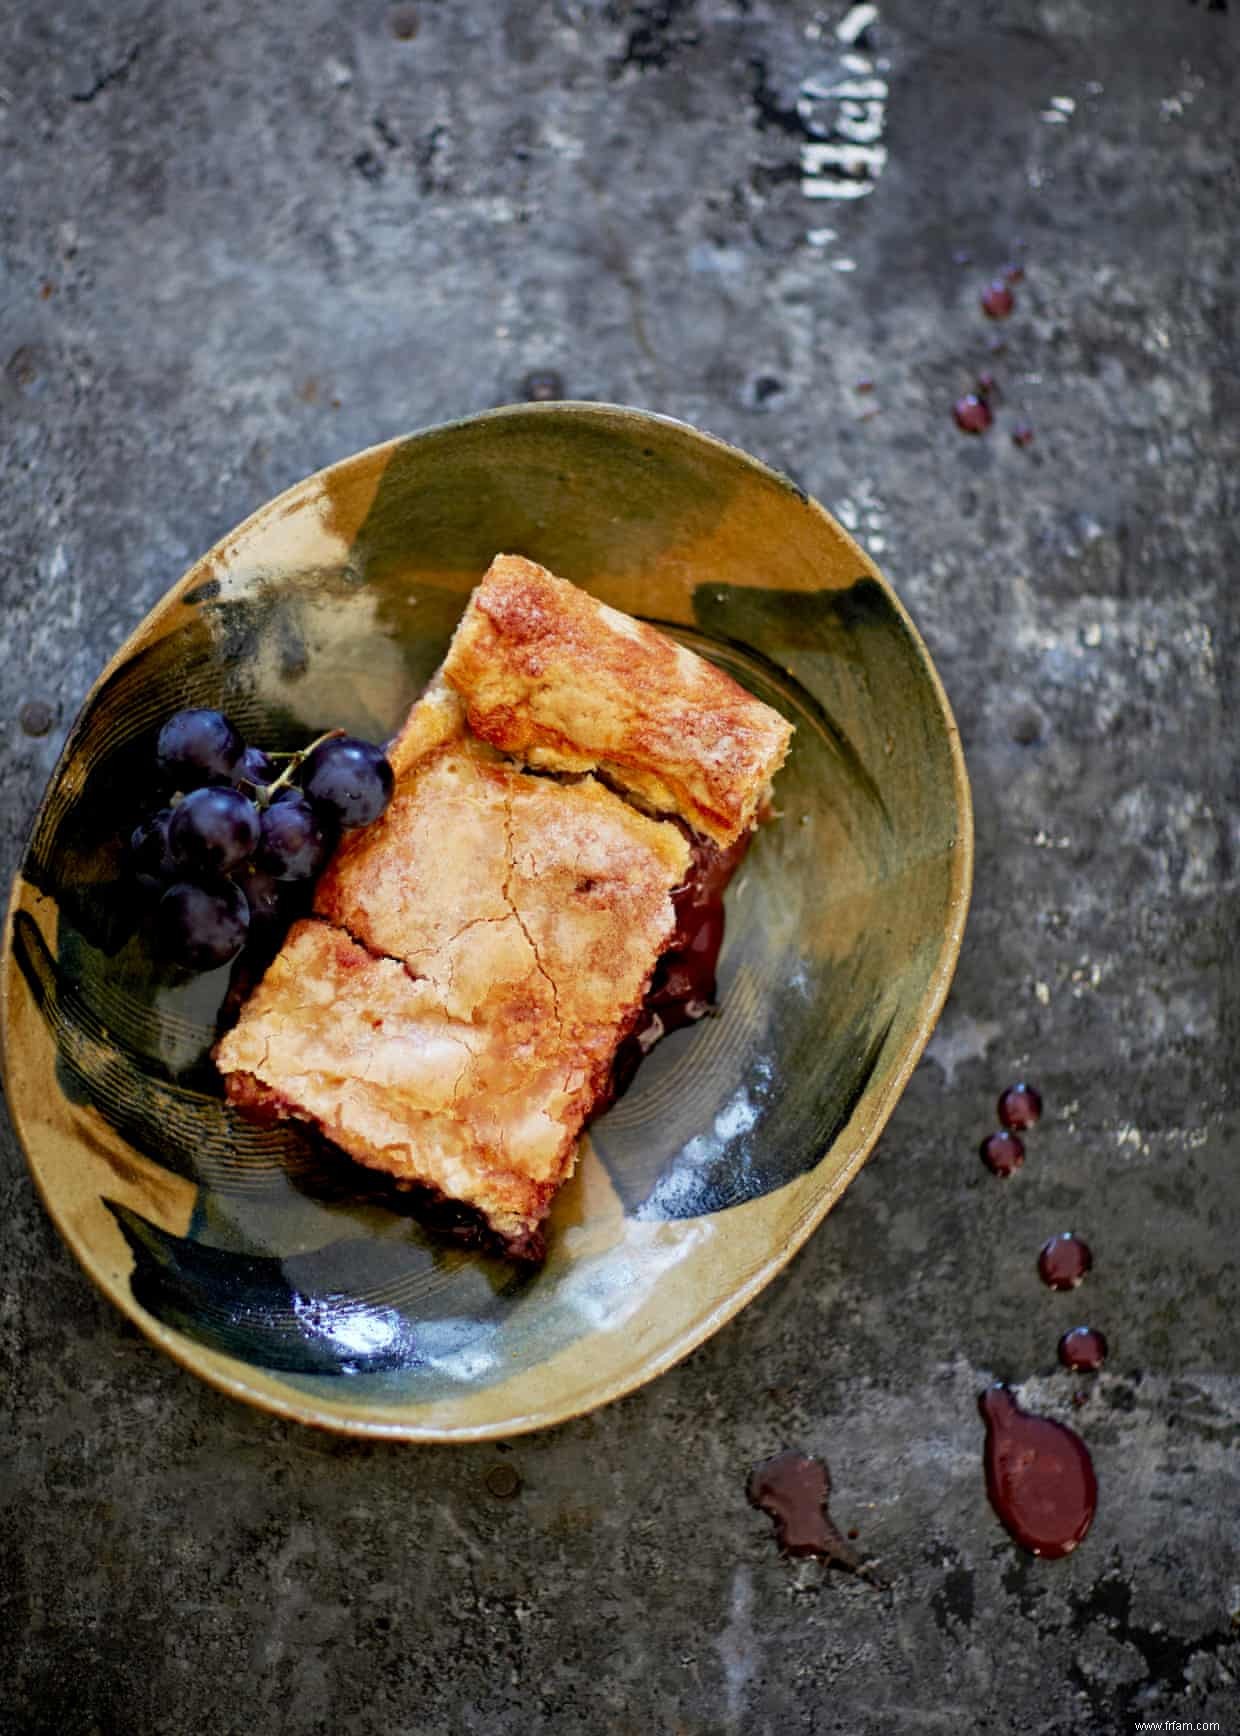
[[0, 400, 974, 1442]]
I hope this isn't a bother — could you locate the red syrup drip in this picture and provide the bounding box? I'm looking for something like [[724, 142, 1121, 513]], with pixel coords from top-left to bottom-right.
[[1038, 1232, 1093, 1290], [601, 827, 751, 1108], [746, 1452, 878, 1581], [978, 1384, 1097, 1558]]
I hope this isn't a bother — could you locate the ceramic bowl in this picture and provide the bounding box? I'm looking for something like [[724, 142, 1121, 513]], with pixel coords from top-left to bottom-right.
[[1, 403, 971, 1439]]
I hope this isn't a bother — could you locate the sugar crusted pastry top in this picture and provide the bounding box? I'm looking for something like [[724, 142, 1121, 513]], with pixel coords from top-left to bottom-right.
[[215, 918, 583, 1243], [314, 716, 691, 1052], [441, 554, 793, 846]]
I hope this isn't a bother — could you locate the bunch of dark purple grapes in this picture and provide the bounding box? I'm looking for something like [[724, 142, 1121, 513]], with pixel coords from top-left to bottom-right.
[[129, 708, 393, 971]]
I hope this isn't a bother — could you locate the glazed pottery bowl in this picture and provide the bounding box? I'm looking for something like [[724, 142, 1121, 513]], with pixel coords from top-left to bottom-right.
[[1, 403, 971, 1439]]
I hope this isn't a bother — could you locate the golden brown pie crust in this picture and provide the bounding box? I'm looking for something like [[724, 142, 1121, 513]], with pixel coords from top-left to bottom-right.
[[441, 554, 793, 846]]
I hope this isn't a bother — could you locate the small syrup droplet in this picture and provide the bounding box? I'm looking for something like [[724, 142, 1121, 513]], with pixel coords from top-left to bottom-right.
[[1038, 1232, 1093, 1290], [522, 369, 564, 402], [998, 1082, 1042, 1129], [980, 1130, 1025, 1177], [1058, 1326, 1108, 1371], [981, 280, 1015, 319], [954, 393, 993, 434], [978, 1383, 1097, 1558]]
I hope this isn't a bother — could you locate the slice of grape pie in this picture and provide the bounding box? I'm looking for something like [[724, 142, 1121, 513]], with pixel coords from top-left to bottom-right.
[[215, 555, 793, 1255]]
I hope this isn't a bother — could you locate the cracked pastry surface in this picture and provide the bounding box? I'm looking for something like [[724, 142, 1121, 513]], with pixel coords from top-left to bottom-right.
[[441, 553, 794, 846], [216, 918, 585, 1244], [216, 691, 690, 1246]]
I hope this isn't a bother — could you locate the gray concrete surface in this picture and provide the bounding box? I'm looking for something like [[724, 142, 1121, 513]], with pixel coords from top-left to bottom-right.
[[2, 1, 1238, 1731]]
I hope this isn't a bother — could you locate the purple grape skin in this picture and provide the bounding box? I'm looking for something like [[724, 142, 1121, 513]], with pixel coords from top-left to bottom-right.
[[235, 865, 285, 926], [301, 737, 394, 829], [169, 786, 260, 875], [235, 744, 276, 788], [155, 709, 244, 787], [129, 808, 178, 884], [157, 880, 250, 970], [256, 790, 334, 880]]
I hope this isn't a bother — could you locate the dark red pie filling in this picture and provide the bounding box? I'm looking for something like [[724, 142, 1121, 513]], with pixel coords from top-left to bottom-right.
[[597, 824, 751, 1111]]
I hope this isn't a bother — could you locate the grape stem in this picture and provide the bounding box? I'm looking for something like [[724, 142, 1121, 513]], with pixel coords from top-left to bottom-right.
[[258, 727, 346, 807]]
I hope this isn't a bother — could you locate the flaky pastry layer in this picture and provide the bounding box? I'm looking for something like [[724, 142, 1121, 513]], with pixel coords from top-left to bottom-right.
[[441, 554, 793, 845], [216, 919, 579, 1242]]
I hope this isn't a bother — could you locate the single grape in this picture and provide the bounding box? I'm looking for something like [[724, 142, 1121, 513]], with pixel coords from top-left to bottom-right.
[[129, 808, 177, 884], [169, 785, 260, 874], [156, 709, 244, 787], [301, 736, 393, 829], [257, 789, 334, 880], [235, 744, 276, 788], [157, 880, 250, 970]]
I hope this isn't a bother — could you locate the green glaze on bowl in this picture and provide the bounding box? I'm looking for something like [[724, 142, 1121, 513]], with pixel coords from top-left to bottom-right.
[[0, 403, 972, 1440]]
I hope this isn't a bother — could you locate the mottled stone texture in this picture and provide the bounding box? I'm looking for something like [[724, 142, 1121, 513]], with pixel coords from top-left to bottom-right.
[[2, 1, 1238, 1731]]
